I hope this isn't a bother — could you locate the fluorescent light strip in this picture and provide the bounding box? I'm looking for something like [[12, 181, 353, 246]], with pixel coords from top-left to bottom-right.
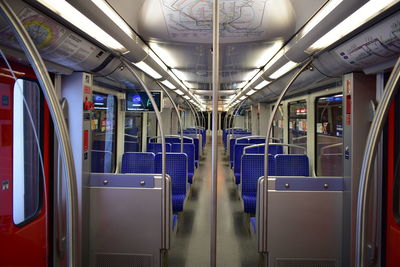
[[255, 80, 271, 90], [175, 89, 184, 95], [246, 89, 257, 96], [183, 95, 190, 100], [301, 0, 343, 37], [161, 80, 176, 89], [91, 0, 135, 39], [269, 61, 298, 79], [134, 62, 162, 79], [37, 0, 125, 51], [308, 0, 399, 52], [239, 96, 246, 100]]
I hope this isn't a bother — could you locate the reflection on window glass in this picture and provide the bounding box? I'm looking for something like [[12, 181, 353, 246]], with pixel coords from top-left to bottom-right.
[[272, 104, 283, 142], [13, 79, 42, 225], [91, 93, 117, 173], [125, 113, 142, 152], [288, 100, 307, 153], [315, 94, 343, 176]]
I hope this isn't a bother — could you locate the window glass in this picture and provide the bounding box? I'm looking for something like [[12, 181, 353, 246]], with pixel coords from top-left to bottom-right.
[[288, 100, 307, 153], [125, 113, 142, 152], [315, 94, 343, 176], [272, 104, 283, 142], [91, 93, 117, 173], [13, 79, 43, 225]]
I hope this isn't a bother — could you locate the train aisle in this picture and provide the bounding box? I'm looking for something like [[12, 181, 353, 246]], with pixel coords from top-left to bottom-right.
[[169, 136, 259, 267]]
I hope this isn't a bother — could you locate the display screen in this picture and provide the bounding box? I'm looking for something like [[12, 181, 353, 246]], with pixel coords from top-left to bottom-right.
[[126, 91, 162, 112], [93, 93, 108, 109]]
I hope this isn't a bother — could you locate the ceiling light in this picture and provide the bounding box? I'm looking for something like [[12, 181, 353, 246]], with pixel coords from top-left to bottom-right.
[[239, 96, 246, 101], [244, 69, 260, 81], [91, 0, 135, 39], [134, 62, 162, 79], [246, 89, 257, 96], [307, 0, 399, 53], [183, 95, 190, 100], [269, 61, 298, 79], [161, 80, 176, 89], [255, 41, 284, 68], [37, 0, 126, 52], [175, 89, 184, 95], [300, 0, 343, 38], [255, 80, 271, 90], [149, 43, 178, 68]]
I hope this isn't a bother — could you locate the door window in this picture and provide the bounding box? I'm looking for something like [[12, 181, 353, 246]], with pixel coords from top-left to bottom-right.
[[288, 100, 307, 153], [13, 79, 43, 226]]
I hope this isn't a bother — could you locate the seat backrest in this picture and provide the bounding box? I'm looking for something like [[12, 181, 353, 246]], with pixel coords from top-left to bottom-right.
[[92, 140, 114, 151], [241, 154, 275, 195], [275, 154, 309, 176], [91, 150, 112, 173], [233, 144, 250, 174], [171, 143, 195, 174], [237, 138, 250, 144], [155, 153, 188, 195], [166, 137, 181, 143], [249, 138, 266, 144], [147, 143, 171, 153], [121, 152, 155, 173], [124, 141, 139, 152], [245, 144, 283, 155]]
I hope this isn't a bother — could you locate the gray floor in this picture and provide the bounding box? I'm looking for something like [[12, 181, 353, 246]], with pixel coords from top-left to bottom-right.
[[168, 136, 259, 267]]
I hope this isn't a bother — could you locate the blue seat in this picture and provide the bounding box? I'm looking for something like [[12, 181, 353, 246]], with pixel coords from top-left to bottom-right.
[[249, 138, 265, 144], [155, 153, 188, 212], [275, 154, 309, 176], [125, 134, 138, 142], [91, 150, 112, 173], [147, 143, 171, 153], [241, 154, 275, 214], [233, 144, 251, 184], [172, 143, 195, 184], [124, 141, 139, 152], [121, 152, 155, 173], [183, 136, 199, 168]]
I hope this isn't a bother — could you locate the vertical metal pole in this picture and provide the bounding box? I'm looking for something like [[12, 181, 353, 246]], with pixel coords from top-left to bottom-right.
[[211, 0, 219, 266], [259, 59, 312, 255], [157, 81, 184, 152]]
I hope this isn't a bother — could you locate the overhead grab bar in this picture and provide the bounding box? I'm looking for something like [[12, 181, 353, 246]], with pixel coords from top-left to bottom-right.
[[157, 81, 184, 153], [121, 58, 170, 251], [355, 56, 400, 267], [259, 58, 313, 255], [0, 1, 79, 265]]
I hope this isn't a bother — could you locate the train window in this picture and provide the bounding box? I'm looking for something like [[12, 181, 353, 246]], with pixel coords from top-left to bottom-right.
[[91, 93, 117, 173], [288, 100, 307, 153], [272, 104, 283, 142], [315, 94, 343, 176], [13, 79, 43, 226], [125, 113, 142, 152]]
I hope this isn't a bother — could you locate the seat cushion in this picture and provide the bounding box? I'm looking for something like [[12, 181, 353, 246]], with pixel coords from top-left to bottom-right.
[[172, 194, 186, 212], [242, 195, 257, 214]]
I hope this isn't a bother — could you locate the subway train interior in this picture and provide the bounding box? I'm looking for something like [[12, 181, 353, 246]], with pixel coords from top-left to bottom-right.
[[1, 0, 400, 266]]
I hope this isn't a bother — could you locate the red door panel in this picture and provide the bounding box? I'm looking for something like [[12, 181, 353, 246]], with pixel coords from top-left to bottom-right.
[[0, 62, 50, 266], [385, 102, 400, 266]]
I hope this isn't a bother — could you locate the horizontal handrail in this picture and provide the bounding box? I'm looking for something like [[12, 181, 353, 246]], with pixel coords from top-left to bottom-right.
[[320, 143, 343, 155], [243, 143, 307, 154]]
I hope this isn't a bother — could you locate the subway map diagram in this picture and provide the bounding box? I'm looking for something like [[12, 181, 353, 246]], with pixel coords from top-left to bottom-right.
[[161, 0, 267, 41]]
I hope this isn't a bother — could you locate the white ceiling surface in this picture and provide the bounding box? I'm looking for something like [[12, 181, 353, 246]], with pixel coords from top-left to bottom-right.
[[107, 0, 327, 102]]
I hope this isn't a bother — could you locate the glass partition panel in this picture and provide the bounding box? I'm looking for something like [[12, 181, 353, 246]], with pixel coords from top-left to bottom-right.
[[315, 94, 343, 176]]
